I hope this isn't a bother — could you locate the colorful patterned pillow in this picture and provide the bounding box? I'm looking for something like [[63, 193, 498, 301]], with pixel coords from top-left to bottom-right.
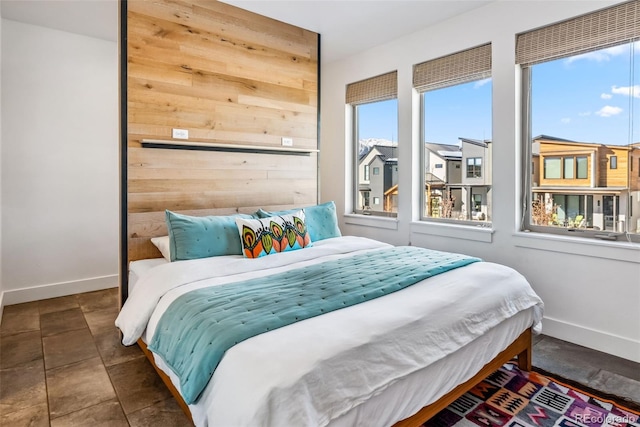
[[235, 210, 312, 258]]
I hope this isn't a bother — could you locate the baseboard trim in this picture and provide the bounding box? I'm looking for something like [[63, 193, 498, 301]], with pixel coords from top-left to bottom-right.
[[542, 316, 640, 363], [0, 274, 118, 309], [0, 291, 4, 327]]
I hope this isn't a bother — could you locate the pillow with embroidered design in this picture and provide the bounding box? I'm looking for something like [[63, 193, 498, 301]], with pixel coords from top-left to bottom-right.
[[235, 210, 312, 258]]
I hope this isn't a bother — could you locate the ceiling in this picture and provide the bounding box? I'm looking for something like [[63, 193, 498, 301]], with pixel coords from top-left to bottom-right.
[[0, 0, 119, 43], [0, 0, 493, 64]]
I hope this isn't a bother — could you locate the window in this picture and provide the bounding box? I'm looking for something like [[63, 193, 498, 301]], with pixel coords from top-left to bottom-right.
[[347, 71, 398, 217], [576, 157, 588, 179], [544, 158, 561, 179], [416, 43, 492, 223], [467, 158, 482, 178], [563, 158, 574, 179], [472, 194, 482, 212], [542, 156, 587, 179], [519, 1, 639, 242]]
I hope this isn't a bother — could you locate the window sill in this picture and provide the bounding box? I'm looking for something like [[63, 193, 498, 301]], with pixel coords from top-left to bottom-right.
[[512, 231, 640, 263], [343, 214, 399, 230], [411, 221, 494, 243]]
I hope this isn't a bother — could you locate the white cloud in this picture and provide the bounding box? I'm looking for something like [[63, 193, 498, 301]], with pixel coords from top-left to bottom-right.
[[611, 85, 640, 98], [565, 45, 629, 64], [595, 105, 623, 117], [474, 78, 491, 89], [578, 111, 591, 117], [601, 93, 612, 99], [561, 118, 571, 124]]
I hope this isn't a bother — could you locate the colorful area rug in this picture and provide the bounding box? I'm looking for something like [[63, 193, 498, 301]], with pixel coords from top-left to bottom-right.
[[424, 363, 639, 427]]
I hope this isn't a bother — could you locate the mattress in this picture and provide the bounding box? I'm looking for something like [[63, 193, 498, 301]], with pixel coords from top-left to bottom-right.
[[117, 236, 544, 427]]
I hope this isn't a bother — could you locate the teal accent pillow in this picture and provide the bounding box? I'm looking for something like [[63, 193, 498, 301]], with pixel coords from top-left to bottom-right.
[[256, 201, 341, 241], [235, 210, 312, 258], [165, 211, 254, 261]]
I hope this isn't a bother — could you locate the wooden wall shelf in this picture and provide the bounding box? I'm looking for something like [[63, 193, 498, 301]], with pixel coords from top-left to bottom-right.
[[141, 139, 319, 156]]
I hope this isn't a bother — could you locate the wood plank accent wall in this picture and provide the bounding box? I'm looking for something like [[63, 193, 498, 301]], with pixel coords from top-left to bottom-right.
[[124, 0, 319, 266]]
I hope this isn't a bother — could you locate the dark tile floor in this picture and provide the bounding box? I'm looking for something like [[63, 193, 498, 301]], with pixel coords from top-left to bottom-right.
[[0, 287, 638, 426], [0, 288, 189, 426]]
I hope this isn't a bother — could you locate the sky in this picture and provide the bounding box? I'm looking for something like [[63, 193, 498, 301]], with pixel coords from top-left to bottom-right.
[[358, 41, 640, 147]]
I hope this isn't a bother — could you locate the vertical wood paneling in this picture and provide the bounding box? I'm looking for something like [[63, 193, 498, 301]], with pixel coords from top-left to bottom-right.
[[126, 0, 319, 262]]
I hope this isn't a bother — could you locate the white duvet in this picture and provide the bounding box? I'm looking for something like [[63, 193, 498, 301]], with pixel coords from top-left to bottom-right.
[[116, 236, 544, 427]]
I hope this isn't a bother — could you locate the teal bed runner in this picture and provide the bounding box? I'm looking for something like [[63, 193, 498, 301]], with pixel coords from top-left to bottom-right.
[[148, 246, 481, 404]]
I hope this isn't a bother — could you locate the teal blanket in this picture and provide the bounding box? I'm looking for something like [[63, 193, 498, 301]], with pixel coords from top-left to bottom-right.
[[148, 246, 480, 404]]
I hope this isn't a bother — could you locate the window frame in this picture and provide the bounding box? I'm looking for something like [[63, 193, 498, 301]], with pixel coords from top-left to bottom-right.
[[543, 157, 562, 179], [466, 157, 483, 178], [520, 66, 639, 243], [576, 156, 588, 180], [415, 43, 492, 226], [563, 157, 574, 179], [351, 101, 398, 218]]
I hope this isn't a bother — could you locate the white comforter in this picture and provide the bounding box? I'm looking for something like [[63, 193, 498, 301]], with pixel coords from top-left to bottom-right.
[[116, 236, 544, 427]]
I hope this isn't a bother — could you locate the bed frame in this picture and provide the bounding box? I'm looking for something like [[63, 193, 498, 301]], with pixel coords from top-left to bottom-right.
[[137, 327, 532, 426]]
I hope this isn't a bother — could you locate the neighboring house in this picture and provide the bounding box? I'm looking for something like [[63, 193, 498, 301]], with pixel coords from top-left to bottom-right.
[[630, 142, 640, 233], [460, 138, 492, 221], [424, 142, 462, 218], [532, 135, 640, 232], [423, 139, 492, 221], [357, 145, 399, 213]]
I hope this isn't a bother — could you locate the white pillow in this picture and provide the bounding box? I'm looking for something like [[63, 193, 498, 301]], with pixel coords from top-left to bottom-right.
[[151, 236, 171, 261]]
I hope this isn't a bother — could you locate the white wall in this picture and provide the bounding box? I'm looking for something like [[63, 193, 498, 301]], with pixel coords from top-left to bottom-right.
[[1, 19, 118, 306], [321, 1, 640, 362], [0, 16, 3, 319]]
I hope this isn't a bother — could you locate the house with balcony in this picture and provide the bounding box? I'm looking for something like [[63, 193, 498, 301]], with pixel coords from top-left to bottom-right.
[[532, 135, 640, 232]]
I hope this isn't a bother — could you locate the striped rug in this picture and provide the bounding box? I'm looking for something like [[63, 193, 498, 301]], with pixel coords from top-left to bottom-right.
[[424, 363, 639, 427]]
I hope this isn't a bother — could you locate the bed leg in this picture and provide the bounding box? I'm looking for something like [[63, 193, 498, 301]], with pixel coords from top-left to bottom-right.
[[516, 328, 532, 371]]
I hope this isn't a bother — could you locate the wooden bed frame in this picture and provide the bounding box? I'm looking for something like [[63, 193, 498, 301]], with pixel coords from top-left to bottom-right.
[[137, 327, 532, 426]]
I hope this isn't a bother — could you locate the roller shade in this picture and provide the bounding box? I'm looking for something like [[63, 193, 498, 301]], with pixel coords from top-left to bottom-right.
[[346, 71, 397, 105], [516, 0, 640, 66], [413, 43, 491, 92]]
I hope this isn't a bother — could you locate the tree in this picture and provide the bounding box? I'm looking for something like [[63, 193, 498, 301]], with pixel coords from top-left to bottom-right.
[[439, 189, 456, 219], [531, 197, 557, 226]]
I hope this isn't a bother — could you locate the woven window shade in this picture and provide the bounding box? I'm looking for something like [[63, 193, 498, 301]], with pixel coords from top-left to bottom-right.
[[413, 43, 491, 92], [516, 0, 640, 66], [346, 71, 397, 105]]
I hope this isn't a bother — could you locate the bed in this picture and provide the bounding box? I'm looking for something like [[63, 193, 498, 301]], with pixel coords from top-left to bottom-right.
[[116, 205, 544, 427]]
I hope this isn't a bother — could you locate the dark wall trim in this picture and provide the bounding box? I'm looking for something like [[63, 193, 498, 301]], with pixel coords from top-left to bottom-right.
[[317, 33, 322, 203], [140, 141, 313, 156], [119, 0, 129, 306]]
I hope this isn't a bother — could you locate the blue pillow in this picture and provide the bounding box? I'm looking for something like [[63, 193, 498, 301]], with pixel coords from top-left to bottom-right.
[[256, 201, 341, 241], [165, 210, 254, 261]]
